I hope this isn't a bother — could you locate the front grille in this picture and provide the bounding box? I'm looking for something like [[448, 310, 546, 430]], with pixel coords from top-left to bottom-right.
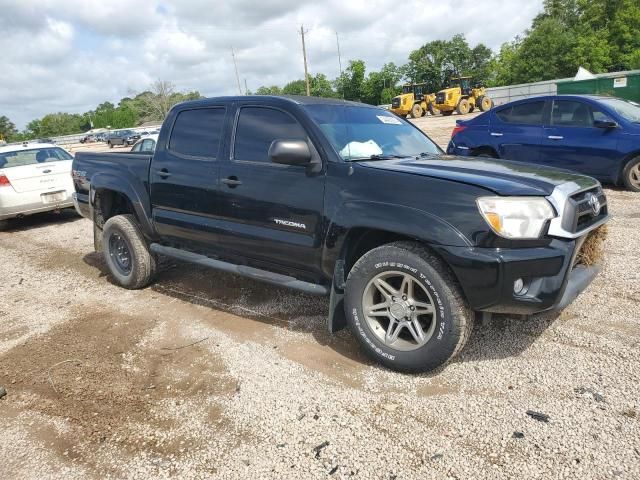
[[561, 187, 608, 234], [391, 98, 401, 108], [436, 93, 446, 104]]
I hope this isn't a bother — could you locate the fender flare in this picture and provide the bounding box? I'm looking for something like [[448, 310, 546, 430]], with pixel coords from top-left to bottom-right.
[[322, 200, 472, 286], [89, 172, 155, 237]]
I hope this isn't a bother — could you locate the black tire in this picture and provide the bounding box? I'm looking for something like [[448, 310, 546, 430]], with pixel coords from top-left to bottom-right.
[[622, 156, 640, 192], [0, 220, 8, 231], [428, 103, 440, 116], [344, 241, 473, 373], [108, 141, 113, 149], [102, 214, 156, 289], [410, 103, 423, 119], [479, 96, 493, 112], [442, 110, 453, 116], [456, 99, 470, 115]]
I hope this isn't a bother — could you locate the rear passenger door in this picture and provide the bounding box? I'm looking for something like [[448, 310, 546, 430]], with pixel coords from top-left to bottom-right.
[[539, 99, 620, 178], [216, 104, 325, 276], [150, 106, 228, 249], [490, 100, 547, 163]]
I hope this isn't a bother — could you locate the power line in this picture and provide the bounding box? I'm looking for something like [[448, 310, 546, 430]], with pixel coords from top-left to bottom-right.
[[336, 31, 344, 99], [299, 25, 310, 96]]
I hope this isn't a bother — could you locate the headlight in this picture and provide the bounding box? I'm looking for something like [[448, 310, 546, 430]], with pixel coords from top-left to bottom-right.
[[476, 196, 556, 239]]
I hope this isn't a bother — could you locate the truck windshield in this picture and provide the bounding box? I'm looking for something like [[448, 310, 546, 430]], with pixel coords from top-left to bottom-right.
[[305, 105, 441, 161]]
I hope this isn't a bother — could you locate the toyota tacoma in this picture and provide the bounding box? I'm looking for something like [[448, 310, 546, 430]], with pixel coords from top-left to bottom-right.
[[72, 96, 609, 372]]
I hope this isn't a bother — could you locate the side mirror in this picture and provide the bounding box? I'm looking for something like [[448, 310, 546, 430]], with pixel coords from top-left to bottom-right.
[[593, 118, 618, 129], [269, 139, 312, 166]]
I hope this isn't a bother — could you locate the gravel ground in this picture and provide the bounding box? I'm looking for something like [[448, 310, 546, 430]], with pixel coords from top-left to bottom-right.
[[0, 115, 638, 479]]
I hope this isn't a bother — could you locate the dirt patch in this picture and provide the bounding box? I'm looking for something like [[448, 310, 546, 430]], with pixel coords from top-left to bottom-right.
[[0, 306, 238, 474]]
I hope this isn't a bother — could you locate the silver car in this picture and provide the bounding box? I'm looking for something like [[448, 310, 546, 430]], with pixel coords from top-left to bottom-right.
[[0, 142, 75, 230]]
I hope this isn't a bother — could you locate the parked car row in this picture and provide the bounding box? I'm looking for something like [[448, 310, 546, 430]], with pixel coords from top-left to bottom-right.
[[447, 95, 640, 191]]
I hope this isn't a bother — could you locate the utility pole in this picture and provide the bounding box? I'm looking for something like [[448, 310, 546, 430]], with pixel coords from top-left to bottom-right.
[[244, 78, 249, 96], [231, 47, 243, 95], [300, 25, 310, 96], [336, 31, 344, 99]]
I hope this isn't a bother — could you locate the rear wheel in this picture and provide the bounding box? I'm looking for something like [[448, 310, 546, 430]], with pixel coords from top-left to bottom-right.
[[442, 110, 453, 116], [108, 141, 113, 149], [479, 96, 493, 112], [622, 156, 640, 192], [102, 214, 156, 289], [410, 103, 423, 118], [0, 220, 8, 231], [344, 242, 473, 373], [456, 99, 470, 115]]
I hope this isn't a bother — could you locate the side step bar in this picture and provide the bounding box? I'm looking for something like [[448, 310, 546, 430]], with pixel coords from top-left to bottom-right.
[[150, 244, 329, 296]]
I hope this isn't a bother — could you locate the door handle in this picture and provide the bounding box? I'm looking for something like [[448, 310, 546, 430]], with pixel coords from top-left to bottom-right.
[[490, 132, 503, 137], [156, 168, 171, 179], [547, 135, 563, 140], [222, 176, 242, 188]]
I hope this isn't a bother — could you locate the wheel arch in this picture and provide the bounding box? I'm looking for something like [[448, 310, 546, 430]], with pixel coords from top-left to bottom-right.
[[618, 150, 640, 185]]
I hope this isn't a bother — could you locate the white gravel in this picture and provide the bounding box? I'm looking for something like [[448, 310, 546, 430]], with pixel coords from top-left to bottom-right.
[[0, 125, 638, 479]]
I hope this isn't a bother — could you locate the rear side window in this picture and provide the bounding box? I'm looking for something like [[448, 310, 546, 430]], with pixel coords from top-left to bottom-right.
[[496, 101, 545, 125], [233, 107, 307, 163], [169, 108, 225, 158]]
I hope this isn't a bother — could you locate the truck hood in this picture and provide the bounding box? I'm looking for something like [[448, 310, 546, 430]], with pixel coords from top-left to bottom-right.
[[359, 155, 597, 196]]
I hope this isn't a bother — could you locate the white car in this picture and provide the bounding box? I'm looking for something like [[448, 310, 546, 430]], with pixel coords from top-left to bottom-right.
[[0, 142, 75, 230], [130, 134, 159, 154]]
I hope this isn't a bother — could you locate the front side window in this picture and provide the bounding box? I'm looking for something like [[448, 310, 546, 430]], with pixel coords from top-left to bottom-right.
[[169, 108, 225, 158], [496, 101, 546, 125], [305, 104, 440, 161], [233, 107, 307, 163], [0, 147, 72, 168], [551, 101, 602, 127], [131, 141, 142, 152]]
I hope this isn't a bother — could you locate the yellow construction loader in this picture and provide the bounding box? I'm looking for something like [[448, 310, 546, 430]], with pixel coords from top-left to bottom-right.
[[390, 83, 439, 118], [434, 77, 492, 116]]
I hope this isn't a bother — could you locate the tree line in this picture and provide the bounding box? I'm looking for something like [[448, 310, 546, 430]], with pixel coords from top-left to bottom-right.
[[1, 0, 637, 142]]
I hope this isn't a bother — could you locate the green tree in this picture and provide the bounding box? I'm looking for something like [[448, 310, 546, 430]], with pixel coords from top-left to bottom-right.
[[282, 79, 307, 95], [0, 115, 17, 141], [255, 85, 283, 95], [335, 60, 366, 101], [361, 63, 402, 105], [403, 35, 492, 91]]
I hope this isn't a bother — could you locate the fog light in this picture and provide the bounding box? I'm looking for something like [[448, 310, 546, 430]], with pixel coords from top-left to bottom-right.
[[514, 278, 526, 295]]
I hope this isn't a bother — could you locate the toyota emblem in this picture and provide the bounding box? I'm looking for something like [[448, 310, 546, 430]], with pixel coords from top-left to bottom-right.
[[586, 193, 601, 216]]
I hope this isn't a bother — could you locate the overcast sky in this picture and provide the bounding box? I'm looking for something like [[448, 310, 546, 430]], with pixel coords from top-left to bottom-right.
[[0, 0, 543, 129]]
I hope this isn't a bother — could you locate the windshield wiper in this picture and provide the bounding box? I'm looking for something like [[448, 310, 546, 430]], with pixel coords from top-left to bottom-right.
[[416, 152, 440, 159], [349, 154, 409, 161]]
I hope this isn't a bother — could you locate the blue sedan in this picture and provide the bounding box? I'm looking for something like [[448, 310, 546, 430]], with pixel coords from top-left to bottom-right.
[[447, 95, 640, 191]]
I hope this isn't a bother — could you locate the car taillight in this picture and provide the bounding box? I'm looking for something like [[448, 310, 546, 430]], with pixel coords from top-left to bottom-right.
[[451, 125, 467, 138], [0, 174, 11, 187]]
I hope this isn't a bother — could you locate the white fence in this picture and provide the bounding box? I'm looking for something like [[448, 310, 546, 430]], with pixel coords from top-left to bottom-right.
[[485, 78, 571, 107]]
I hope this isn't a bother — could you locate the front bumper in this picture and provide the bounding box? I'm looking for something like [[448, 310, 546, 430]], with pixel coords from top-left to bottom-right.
[[434, 235, 599, 315]]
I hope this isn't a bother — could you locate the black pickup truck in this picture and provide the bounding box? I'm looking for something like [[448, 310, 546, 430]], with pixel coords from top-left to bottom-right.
[[72, 96, 609, 372]]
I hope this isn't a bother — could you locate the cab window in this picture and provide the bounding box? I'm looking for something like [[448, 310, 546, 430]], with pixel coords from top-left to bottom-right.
[[233, 107, 307, 163], [169, 108, 225, 159]]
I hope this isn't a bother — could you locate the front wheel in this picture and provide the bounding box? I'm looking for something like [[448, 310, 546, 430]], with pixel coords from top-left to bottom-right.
[[102, 214, 156, 289], [622, 157, 640, 192], [345, 242, 473, 373], [410, 103, 423, 118]]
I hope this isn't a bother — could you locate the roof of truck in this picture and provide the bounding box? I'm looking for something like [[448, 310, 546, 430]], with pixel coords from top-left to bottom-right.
[[176, 95, 374, 109]]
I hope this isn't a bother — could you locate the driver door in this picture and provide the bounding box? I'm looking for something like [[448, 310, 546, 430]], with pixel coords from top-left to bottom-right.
[[215, 104, 326, 276]]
